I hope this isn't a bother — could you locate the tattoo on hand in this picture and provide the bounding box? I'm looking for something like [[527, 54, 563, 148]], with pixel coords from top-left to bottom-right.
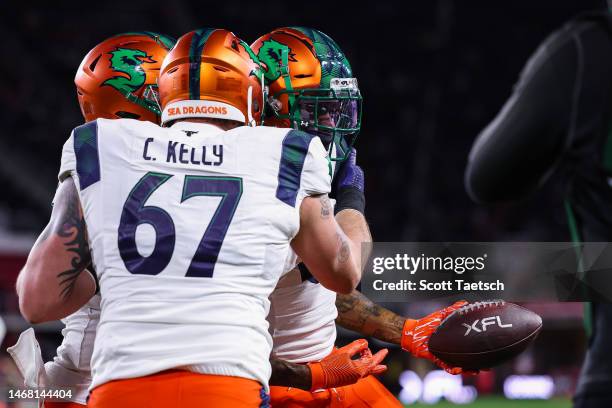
[[52, 179, 92, 299], [320, 195, 332, 218]]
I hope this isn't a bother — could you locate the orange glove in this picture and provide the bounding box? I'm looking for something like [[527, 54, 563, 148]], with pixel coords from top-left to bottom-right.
[[401, 300, 476, 375], [308, 339, 388, 390]]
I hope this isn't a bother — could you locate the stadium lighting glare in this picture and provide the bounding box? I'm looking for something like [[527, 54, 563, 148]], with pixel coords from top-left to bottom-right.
[[398, 370, 478, 405], [0, 316, 5, 345], [399, 370, 422, 404], [503, 375, 555, 400]]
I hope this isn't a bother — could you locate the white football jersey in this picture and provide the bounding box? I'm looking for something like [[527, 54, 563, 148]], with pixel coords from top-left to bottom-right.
[[44, 294, 100, 404], [268, 154, 343, 363], [268, 152, 341, 364], [268, 267, 338, 363], [58, 118, 331, 391]]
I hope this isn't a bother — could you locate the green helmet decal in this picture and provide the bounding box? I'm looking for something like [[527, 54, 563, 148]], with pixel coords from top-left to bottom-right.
[[238, 40, 265, 78], [256, 38, 297, 82], [289, 27, 352, 88], [102, 47, 155, 95], [188, 28, 217, 100]]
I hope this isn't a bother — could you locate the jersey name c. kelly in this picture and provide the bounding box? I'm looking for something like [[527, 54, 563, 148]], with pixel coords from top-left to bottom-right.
[[142, 137, 223, 166]]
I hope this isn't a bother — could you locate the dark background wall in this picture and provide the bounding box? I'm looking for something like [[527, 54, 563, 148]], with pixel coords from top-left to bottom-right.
[[0, 0, 604, 242]]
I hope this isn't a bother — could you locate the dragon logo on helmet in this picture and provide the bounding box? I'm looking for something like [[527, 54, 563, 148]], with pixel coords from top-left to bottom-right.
[[255, 39, 297, 82], [237, 40, 265, 79], [102, 48, 156, 95]]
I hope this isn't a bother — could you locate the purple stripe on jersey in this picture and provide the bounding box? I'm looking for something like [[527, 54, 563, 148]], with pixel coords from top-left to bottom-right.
[[276, 130, 315, 207], [73, 120, 100, 190]]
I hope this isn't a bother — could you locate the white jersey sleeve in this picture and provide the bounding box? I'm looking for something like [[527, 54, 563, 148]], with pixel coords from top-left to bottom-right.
[[275, 129, 331, 212], [43, 295, 100, 404], [268, 269, 337, 363], [297, 133, 332, 202], [58, 121, 95, 183]]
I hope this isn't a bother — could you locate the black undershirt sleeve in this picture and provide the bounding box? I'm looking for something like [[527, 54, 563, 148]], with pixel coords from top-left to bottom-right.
[[465, 22, 583, 203]]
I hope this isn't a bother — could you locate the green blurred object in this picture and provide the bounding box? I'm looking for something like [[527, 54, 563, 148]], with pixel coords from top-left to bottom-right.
[[409, 396, 571, 408]]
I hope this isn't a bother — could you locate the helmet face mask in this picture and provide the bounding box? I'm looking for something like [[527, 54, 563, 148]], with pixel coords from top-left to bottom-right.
[[270, 79, 362, 161], [119, 83, 162, 117], [142, 84, 161, 112]]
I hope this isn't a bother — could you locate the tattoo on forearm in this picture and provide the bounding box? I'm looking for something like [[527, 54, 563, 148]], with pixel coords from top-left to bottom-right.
[[335, 291, 358, 314], [364, 303, 382, 317], [336, 291, 404, 345], [336, 292, 366, 327], [372, 315, 405, 344], [52, 179, 92, 299], [336, 232, 350, 263], [320, 195, 331, 218]]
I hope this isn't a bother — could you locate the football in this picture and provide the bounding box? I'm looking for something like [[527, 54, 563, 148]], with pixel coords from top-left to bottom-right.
[[428, 300, 542, 370]]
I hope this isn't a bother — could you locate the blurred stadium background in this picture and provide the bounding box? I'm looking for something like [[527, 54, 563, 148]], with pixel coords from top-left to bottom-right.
[[0, 0, 605, 406]]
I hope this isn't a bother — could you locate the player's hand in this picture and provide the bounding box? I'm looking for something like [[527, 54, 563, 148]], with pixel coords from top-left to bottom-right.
[[401, 301, 478, 375], [333, 148, 365, 193], [308, 339, 388, 390], [332, 148, 365, 214]]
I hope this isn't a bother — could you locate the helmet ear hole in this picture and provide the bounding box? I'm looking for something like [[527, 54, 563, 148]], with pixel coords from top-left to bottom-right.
[[89, 54, 102, 72], [213, 66, 230, 72]]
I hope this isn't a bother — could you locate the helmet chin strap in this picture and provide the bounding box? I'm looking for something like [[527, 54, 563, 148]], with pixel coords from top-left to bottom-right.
[[279, 47, 299, 125], [261, 75, 267, 124], [247, 85, 256, 126], [150, 87, 162, 114]]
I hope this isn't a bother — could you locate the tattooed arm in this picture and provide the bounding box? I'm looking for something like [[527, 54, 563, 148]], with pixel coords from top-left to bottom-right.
[[299, 191, 401, 343], [291, 194, 361, 294], [17, 176, 96, 323], [270, 357, 312, 390], [332, 196, 405, 343], [335, 208, 372, 270], [336, 290, 405, 345]]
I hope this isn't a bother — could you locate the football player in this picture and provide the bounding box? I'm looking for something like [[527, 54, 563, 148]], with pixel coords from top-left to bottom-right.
[[252, 27, 470, 407], [8, 32, 176, 408], [16, 28, 370, 408], [9, 31, 387, 407]]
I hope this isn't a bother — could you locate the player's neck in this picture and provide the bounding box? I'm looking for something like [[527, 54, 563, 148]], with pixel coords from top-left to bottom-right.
[[176, 118, 242, 131]]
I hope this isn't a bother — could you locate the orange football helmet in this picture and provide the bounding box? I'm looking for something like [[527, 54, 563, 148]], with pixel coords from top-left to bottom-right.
[[75, 32, 176, 123], [158, 28, 264, 126], [251, 27, 361, 161]]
